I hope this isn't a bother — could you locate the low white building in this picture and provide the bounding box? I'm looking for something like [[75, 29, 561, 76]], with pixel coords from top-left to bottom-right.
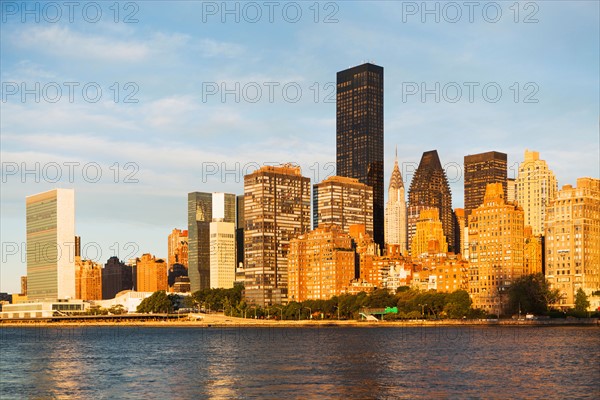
[[0, 299, 87, 319], [91, 290, 154, 313]]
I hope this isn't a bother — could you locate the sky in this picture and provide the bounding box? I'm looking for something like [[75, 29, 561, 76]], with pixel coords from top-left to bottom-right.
[[1, 1, 599, 293]]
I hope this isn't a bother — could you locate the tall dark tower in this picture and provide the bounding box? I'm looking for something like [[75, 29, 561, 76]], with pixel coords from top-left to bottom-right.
[[188, 192, 212, 293], [464, 151, 507, 223], [336, 63, 384, 247], [407, 150, 456, 253]]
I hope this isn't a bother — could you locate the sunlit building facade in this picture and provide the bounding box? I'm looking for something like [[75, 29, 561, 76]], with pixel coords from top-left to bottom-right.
[[243, 164, 311, 306], [385, 151, 408, 253], [288, 225, 355, 301], [313, 175, 373, 236], [209, 220, 236, 289], [408, 150, 456, 252], [26, 189, 75, 300], [168, 228, 188, 268], [411, 208, 448, 258], [136, 253, 168, 293], [516, 150, 558, 235], [75, 257, 102, 301], [545, 178, 600, 310], [468, 183, 525, 313]]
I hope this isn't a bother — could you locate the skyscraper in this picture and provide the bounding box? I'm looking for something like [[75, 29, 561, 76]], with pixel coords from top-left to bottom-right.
[[188, 192, 212, 293], [464, 151, 507, 222], [26, 189, 75, 300], [243, 164, 311, 306], [516, 149, 558, 235], [236, 195, 245, 268], [545, 178, 600, 310], [384, 149, 407, 253], [336, 62, 384, 248], [210, 219, 236, 289], [188, 192, 235, 292], [468, 183, 525, 313], [313, 175, 373, 236], [407, 150, 455, 252]]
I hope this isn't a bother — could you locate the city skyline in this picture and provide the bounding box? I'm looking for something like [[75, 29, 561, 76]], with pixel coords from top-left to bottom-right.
[[2, 2, 599, 294]]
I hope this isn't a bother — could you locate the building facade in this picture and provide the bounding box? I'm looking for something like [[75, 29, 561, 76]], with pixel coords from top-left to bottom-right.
[[75, 257, 102, 300], [188, 192, 235, 292], [468, 183, 525, 313], [288, 225, 355, 302], [336, 62, 384, 248], [408, 150, 456, 253], [313, 175, 373, 236], [102, 256, 133, 299], [545, 178, 600, 310], [209, 220, 236, 288], [507, 178, 517, 204], [168, 228, 188, 268], [411, 208, 448, 258], [516, 150, 558, 235], [243, 164, 311, 306], [136, 254, 168, 293], [385, 151, 408, 253], [464, 151, 507, 222], [454, 208, 466, 256], [26, 189, 75, 300]]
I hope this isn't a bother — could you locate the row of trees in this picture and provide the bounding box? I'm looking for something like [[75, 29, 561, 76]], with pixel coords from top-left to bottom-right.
[[133, 274, 596, 318], [184, 286, 477, 320], [506, 273, 594, 316]]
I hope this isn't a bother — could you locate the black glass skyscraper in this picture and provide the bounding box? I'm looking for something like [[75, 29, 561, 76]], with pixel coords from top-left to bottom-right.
[[188, 192, 212, 293], [336, 63, 384, 247]]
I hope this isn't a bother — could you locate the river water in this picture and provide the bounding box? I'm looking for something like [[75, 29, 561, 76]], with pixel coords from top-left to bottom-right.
[[1, 325, 598, 399]]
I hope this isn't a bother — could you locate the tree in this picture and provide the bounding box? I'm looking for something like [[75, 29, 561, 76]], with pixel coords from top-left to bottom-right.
[[507, 273, 560, 315], [109, 304, 127, 315], [444, 290, 472, 318], [574, 288, 590, 312], [137, 291, 174, 313]]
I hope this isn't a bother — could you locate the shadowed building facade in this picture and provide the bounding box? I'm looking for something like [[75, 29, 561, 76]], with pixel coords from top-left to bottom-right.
[[102, 256, 133, 299], [243, 164, 311, 306], [336, 63, 384, 248], [464, 151, 507, 222], [408, 150, 456, 253]]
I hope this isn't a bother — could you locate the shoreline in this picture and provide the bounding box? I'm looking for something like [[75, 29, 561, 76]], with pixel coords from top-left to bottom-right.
[[1, 314, 598, 328]]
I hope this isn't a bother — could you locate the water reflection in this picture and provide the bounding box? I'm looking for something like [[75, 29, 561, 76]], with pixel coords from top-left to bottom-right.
[[1, 326, 598, 399]]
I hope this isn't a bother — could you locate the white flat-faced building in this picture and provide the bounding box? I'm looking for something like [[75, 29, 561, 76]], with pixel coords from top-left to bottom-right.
[[210, 220, 236, 289], [0, 299, 86, 319], [26, 189, 76, 300]]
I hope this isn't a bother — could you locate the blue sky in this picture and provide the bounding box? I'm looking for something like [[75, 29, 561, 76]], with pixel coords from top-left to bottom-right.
[[1, 1, 599, 293]]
